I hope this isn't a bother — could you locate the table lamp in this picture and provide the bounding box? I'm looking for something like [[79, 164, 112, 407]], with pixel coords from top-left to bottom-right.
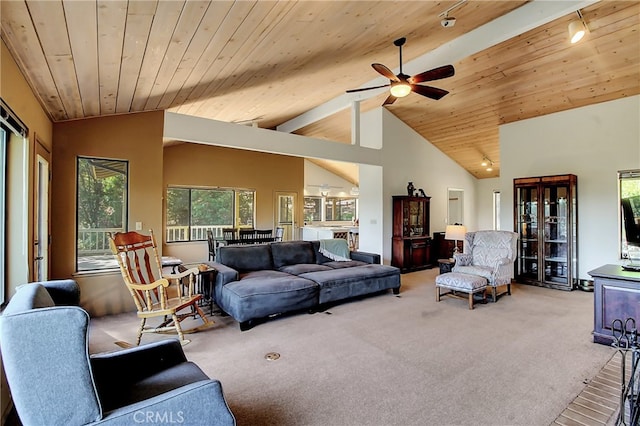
[[445, 224, 466, 257]]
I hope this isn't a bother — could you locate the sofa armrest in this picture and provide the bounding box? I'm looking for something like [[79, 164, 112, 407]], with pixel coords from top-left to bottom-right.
[[350, 251, 380, 264], [101, 379, 236, 425], [91, 340, 187, 385], [211, 262, 239, 286], [492, 258, 515, 285], [39, 279, 80, 306]]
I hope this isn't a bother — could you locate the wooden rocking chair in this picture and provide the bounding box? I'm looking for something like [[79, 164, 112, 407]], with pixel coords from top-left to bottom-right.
[[108, 230, 213, 346]]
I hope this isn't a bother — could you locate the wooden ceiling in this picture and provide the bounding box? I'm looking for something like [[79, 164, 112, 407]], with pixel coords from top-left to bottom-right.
[[2, 1, 639, 181]]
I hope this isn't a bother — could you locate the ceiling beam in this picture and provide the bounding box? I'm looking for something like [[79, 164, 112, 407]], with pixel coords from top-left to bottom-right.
[[276, 0, 600, 134]]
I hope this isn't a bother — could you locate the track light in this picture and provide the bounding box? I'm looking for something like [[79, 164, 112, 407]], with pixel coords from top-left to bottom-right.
[[481, 156, 493, 172], [569, 10, 587, 44]]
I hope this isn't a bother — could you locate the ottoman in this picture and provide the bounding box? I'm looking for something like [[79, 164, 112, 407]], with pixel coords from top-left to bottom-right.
[[435, 272, 487, 310]]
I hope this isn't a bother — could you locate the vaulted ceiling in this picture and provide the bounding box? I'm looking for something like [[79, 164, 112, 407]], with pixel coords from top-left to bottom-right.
[[2, 1, 639, 183]]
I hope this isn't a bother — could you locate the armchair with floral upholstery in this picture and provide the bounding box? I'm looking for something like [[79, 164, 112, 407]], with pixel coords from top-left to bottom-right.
[[452, 230, 518, 302]]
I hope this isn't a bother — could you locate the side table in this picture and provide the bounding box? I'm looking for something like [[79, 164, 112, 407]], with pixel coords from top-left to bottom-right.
[[179, 263, 217, 314], [437, 258, 455, 274]]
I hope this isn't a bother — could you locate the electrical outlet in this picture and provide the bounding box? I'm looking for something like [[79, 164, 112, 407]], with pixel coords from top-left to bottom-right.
[[135, 222, 142, 231]]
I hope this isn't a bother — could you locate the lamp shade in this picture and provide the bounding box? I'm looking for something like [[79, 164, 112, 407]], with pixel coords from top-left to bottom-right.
[[444, 224, 466, 241]]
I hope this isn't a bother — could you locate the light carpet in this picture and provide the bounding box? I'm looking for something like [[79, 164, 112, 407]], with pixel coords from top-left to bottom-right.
[[89, 268, 615, 426]]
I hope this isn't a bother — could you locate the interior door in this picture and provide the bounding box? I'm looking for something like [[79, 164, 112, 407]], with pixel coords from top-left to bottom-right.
[[275, 192, 297, 241], [33, 140, 51, 281]]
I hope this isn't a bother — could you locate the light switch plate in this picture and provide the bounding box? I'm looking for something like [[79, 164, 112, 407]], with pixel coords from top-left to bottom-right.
[[135, 222, 142, 230]]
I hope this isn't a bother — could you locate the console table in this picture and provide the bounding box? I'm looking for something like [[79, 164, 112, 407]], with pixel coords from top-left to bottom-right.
[[589, 264, 640, 345]]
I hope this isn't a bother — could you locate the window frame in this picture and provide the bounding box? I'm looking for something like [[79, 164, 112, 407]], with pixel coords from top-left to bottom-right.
[[75, 156, 129, 272]]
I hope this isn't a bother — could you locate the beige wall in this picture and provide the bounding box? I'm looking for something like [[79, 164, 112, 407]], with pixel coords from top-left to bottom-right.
[[162, 143, 304, 262], [52, 111, 164, 316], [1, 39, 56, 424]]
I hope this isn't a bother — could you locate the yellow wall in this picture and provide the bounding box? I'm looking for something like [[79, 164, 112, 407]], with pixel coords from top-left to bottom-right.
[[52, 111, 164, 316], [162, 143, 304, 262]]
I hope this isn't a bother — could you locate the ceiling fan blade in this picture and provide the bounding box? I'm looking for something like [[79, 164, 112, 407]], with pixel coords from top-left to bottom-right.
[[372, 63, 399, 82], [411, 84, 449, 100], [409, 65, 455, 84], [346, 83, 390, 93], [382, 94, 397, 106]]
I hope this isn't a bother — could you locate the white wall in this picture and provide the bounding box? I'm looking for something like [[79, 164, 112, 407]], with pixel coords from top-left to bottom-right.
[[304, 160, 356, 198], [500, 95, 640, 279], [377, 108, 478, 264], [476, 177, 500, 230]]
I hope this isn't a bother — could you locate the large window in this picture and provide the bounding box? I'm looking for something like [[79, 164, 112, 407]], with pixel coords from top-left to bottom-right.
[[166, 187, 255, 242], [76, 157, 128, 271], [0, 126, 6, 304], [620, 170, 640, 260], [303, 196, 358, 222]]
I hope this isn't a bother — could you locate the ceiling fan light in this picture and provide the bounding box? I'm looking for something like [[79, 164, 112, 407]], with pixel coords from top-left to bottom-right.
[[390, 82, 411, 98], [569, 20, 586, 44]]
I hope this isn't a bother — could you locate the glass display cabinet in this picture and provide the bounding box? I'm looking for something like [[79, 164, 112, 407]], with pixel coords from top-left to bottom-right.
[[392, 196, 432, 273], [514, 174, 577, 290]]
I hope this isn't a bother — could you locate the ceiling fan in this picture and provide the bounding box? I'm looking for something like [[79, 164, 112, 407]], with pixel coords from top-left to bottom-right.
[[346, 37, 455, 106]]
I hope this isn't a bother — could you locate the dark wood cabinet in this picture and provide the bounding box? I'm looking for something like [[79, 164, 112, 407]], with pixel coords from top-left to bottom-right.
[[514, 174, 578, 290], [589, 264, 640, 345], [391, 196, 433, 273], [432, 231, 463, 262]]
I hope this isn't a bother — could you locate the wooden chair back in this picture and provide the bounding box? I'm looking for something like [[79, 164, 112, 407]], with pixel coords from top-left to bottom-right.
[[206, 229, 216, 261], [109, 230, 171, 312], [222, 228, 237, 241], [238, 228, 256, 243]]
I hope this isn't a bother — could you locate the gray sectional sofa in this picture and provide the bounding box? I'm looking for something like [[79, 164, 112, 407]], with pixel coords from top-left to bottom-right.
[[211, 240, 401, 330]]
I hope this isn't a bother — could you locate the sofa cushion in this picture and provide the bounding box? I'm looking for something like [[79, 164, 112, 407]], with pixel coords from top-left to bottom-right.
[[239, 270, 290, 280], [220, 273, 318, 322], [218, 244, 273, 272], [322, 260, 367, 269], [278, 264, 333, 275], [453, 265, 495, 282], [300, 264, 400, 304], [270, 241, 316, 268]]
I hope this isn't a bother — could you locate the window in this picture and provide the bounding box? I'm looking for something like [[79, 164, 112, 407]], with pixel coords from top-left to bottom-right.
[[303, 196, 358, 222], [493, 191, 501, 230], [304, 197, 322, 222], [325, 197, 357, 221], [166, 187, 255, 242], [620, 170, 640, 260], [76, 157, 128, 271], [0, 126, 6, 304]]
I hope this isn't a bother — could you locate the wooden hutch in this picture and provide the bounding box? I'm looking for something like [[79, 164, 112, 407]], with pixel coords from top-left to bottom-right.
[[391, 195, 433, 273]]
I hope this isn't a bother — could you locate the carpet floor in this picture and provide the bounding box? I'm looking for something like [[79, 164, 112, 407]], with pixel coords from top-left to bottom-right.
[[89, 268, 617, 426]]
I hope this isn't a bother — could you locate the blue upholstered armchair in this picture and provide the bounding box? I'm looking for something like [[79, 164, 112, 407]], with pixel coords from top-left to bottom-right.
[[0, 280, 235, 425], [452, 230, 518, 302]]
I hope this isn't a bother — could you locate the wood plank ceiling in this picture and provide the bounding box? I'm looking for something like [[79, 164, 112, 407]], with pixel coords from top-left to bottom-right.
[[1, 1, 639, 182]]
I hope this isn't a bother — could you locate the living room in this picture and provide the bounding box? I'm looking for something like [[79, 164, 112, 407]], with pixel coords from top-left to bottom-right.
[[1, 1, 639, 424]]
